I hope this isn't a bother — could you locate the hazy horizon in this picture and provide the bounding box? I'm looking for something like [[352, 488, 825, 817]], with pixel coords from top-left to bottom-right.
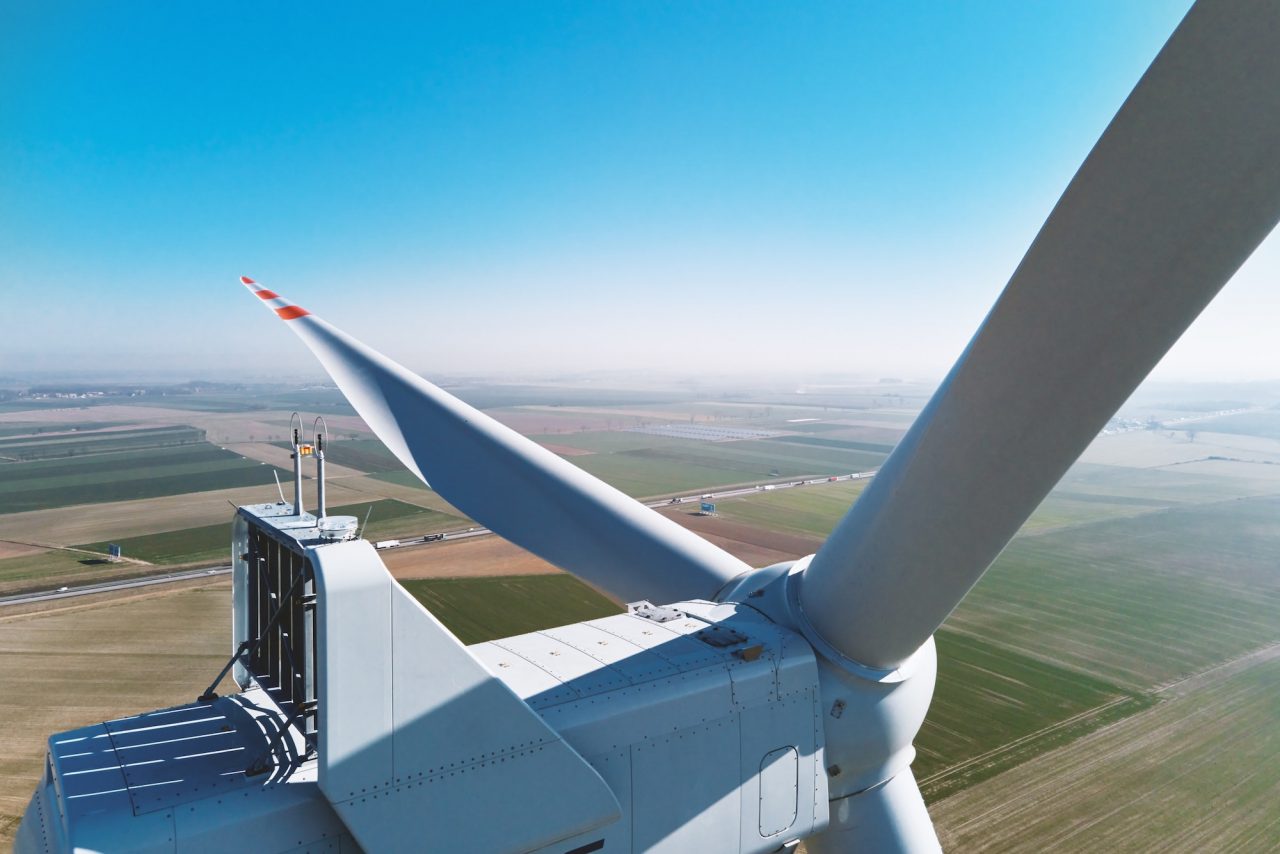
[[9, 2, 1280, 383]]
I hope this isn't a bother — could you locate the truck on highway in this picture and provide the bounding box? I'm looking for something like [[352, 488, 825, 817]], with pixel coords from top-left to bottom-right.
[[374, 539, 400, 550]]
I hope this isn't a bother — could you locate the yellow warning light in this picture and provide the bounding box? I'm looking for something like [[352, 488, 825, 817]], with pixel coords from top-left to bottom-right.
[[298, 444, 314, 456]]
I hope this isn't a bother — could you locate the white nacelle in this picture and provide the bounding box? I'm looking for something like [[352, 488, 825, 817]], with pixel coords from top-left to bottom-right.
[[17, 510, 937, 853], [312, 539, 830, 853]]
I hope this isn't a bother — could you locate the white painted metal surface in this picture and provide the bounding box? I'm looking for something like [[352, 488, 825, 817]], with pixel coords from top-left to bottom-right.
[[475, 600, 830, 852], [311, 539, 622, 854], [15, 688, 355, 854]]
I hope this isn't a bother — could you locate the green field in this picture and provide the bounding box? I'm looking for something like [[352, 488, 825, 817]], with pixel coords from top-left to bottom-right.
[[931, 655, 1280, 852], [0, 425, 206, 461], [0, 550, 145, 595], [763, 435, 896, 454], [1055, 461, 1279, 504], [710, 476, 1168, 541], [0, 443, 285, 514], [368, 425, 888, 500], [915, 630, 1151, 800], [529, 431, 887, 498], [718, 480, 868, 537], [367, 470, 428, 491], [445, 385, 691, 410], [0, 421, 123, 440], [313, 438, 403, 472], [271, 437, 403, 473], [947, 496, 1280, 689], [74, 498, 464, 566], [401, 575, 622, 645], [79, 524, 232, 566], [702, 467, 1280, 800]]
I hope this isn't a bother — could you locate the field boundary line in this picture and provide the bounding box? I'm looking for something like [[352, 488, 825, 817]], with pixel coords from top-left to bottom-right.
[[1151, 639, 1280, 696], [919, 694, 1135, 789]]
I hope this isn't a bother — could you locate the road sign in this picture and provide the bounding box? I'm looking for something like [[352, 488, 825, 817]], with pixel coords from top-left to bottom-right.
[[108, 544, 122, 560], [700, 502, 715, 514]]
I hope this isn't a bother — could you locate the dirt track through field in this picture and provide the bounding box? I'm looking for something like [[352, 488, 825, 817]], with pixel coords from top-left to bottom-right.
[[0, 541, 45, 560]]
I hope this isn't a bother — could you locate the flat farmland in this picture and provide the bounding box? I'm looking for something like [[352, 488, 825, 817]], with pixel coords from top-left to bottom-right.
[[661, 509, 822, 566], [401, 575, 623, 644], [0, 471, 458, 551], [381, 535, 564, 579], [708, 476, 1170, 542], [931, 653, 1280, 852], [914, 630, 1150, 800], [80, 523, 231, 567], [714, 480, 868, 537], [699, 464, 1280, 808], [0, 581, 235, 846], [267, 437, 405, 473], [529, 431, 888, 498], [0, 443, 286, 514], [946, 496, 1280, 689], [1015, 491, 1175, 534], [70, 499, 464, 568], [0, 424, 205, 461], [1193, 408, 1280, 440], [226, 441, 369, 479], [1056, 459, 1280, 503], [0, 549, 155, 596], [0, 421, 123, 438]]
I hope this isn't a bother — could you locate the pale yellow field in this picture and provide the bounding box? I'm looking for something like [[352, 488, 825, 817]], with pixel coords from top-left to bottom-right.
[[381, 536, 564, 578], [1080, 429, 1280, 468], [0, 581, 235, 846]]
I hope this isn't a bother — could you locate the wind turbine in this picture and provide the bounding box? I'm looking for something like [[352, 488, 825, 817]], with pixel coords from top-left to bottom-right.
[[17, 2, 1280, 851]]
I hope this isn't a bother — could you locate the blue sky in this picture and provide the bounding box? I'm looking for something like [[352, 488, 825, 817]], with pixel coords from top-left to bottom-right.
[[9, 1, 1266, 382]]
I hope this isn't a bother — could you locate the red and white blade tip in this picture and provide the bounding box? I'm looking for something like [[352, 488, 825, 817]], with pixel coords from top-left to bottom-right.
[[239, 276, 310, 320]]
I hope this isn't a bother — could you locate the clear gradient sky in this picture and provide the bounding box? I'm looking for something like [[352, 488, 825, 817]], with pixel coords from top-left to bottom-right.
[[10, 1, 1274, 382]]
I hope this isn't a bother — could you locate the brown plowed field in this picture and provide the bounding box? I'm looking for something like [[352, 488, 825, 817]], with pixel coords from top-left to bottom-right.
[[380, 536, 563, 579], [663, 509, 822, 566]]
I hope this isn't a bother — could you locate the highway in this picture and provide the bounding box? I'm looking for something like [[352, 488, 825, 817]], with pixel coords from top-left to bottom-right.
[[372, 470, 877, 550], [0, 565, 233, 606], [0, 470, 877, 607]]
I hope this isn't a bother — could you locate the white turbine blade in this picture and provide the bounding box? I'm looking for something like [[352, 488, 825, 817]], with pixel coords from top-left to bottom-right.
[[801, 0, 1280, 669], [239, 276, 748, 604]]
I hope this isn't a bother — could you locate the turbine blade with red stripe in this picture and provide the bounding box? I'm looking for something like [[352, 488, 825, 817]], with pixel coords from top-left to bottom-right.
[[239, 277, 749, 605]]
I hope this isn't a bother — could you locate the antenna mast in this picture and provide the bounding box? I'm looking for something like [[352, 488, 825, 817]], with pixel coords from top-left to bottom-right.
[[313, 416, 328, 519], [289, 412, 305, 517]]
